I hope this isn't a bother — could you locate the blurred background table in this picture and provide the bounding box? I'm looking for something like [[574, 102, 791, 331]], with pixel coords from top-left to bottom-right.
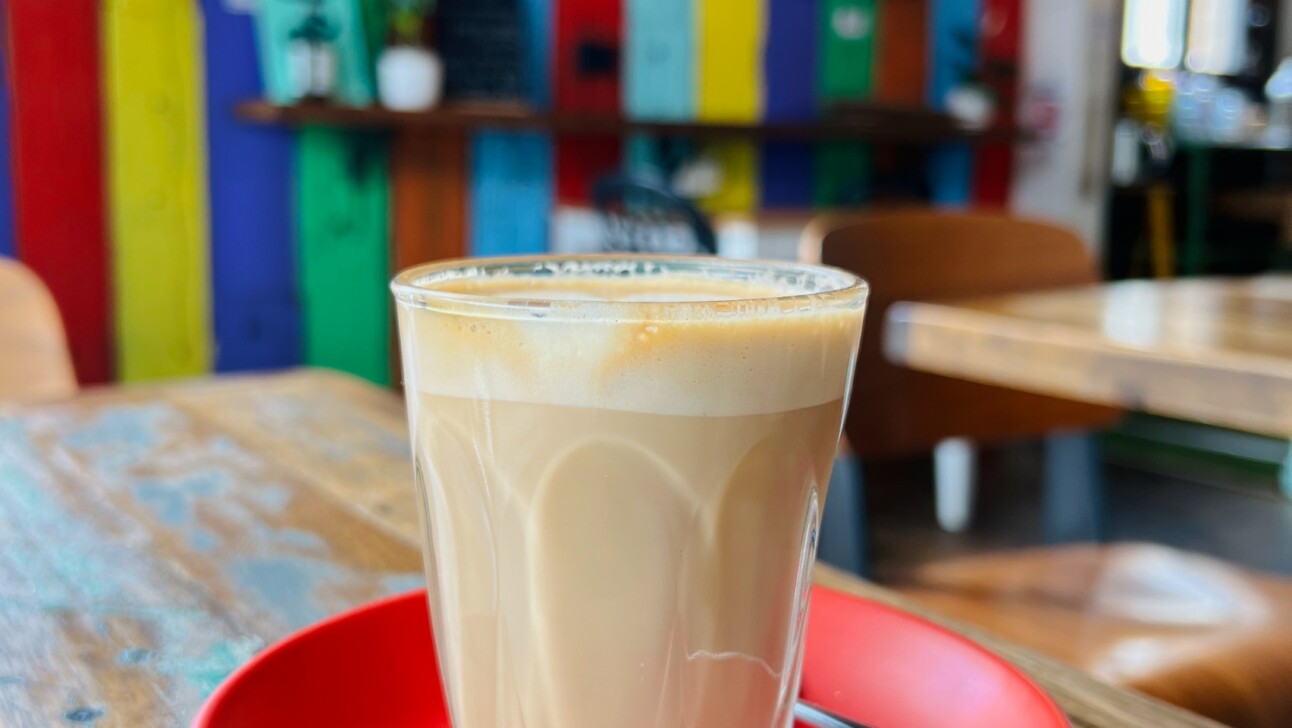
[[0, 370, 1219, 727], [886, 276, 1292, 437]]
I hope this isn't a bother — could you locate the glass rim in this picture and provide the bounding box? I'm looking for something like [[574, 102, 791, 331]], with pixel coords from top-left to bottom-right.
[[390, 254, 868, 321]]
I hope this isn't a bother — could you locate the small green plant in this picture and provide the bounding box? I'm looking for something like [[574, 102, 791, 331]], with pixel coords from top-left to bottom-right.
[[389, 0, 436, 45]]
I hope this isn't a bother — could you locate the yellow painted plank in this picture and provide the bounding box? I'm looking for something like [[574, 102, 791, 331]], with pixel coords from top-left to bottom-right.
[[696, 0, 762, 212], [697, 140, 759, 213], [697, 0, 764, 121], [104, 0, 212, 381]]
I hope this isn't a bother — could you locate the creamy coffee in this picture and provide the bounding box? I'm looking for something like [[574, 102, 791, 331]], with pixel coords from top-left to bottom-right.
[[395, 260, 865, 728]]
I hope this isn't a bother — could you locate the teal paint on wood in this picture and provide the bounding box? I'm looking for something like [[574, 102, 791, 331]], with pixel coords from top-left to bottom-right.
[[624, 134, 668, 183], [132, 472, 228, 526], [230, 556, 346, 627], [254, 0, 376, 106], [382, 573, 427, 593], [0, 419, 261, 715], [296, 127, 391, 385], [624, 0, 695, 120], [0, 374, 429, 724], [0, 395, 422, 723]]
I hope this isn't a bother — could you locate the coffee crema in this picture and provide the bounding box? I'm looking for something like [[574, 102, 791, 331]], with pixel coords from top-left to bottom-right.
[[396, 269, 864, 728]]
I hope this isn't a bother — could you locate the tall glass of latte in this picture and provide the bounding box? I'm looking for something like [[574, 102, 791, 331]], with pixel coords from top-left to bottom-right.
[[392, 256, 867, 728]]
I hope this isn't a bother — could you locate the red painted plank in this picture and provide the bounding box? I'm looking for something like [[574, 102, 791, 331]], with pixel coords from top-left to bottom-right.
[[972, 0, 1022, 208], [554, 0, 621, 204], [6, 0, 112, 383]]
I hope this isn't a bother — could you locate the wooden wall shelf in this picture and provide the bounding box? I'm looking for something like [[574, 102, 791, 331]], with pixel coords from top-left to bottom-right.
[[235, 100, 1018, 144]]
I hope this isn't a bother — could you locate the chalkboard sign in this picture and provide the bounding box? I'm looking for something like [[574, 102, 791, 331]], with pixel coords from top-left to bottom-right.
[[438, 0, 524, 101]]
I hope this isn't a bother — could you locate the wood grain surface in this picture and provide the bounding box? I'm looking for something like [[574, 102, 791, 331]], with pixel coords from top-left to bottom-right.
[[886, 276, 1292, 437], [0, 370, 1219, 726]]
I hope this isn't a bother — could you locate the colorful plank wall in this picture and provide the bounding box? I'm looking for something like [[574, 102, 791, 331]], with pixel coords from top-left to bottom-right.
[[0, 0, 1010, 388]]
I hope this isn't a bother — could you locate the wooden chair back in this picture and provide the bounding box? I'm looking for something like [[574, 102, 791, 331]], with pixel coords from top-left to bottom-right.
[[810, 209, 1120, 458], [0, 257, 77, 401]]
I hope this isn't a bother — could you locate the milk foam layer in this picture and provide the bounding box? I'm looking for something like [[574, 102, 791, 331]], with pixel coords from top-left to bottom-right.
[[397, 274, 865, 416]]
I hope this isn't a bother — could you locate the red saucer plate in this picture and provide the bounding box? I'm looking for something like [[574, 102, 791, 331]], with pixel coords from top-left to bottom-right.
[[193, 586, 1067, 728]]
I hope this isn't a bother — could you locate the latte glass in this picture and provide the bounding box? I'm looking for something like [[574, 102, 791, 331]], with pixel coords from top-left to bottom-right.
[[392, 256, 867, 728]]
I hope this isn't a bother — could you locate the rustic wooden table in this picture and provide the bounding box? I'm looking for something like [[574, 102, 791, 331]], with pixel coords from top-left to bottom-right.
[[0, 370, 1221, 727], [886, 276, 1292, 437]]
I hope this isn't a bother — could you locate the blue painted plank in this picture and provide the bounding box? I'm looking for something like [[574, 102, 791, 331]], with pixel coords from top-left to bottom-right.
[[624, 0, 694, 120], [764, 0, 817, 122], [469, 0, 554, 257], [927, 0, 980, 206], [761, 141, 815, 209], [0, 19, 14, 260], [762, 0, 816, 209], [469, 132, 553, 257], [202, 0, 300, 372]]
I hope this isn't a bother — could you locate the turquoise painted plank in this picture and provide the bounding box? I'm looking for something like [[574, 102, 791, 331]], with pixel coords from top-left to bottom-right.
[[254, 0, 375, 106], [624, 0, 694, 120]]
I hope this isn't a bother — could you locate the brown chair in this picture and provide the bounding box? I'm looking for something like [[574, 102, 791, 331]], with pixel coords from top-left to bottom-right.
[[0, 257, 77, 401], [898, 543, 1292, 728], [806, 210, 1121, 539]]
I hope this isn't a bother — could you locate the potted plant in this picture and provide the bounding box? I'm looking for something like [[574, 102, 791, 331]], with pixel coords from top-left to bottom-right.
[[377, 0, 442, 111]]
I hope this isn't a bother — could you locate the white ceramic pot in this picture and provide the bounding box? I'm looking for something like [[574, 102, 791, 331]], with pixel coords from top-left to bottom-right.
[[377, 46, 443, 111]]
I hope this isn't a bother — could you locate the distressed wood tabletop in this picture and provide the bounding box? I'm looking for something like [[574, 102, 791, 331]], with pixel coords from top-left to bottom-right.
[[0, 369, 1220, 727], [886, 276, 1292, 437]]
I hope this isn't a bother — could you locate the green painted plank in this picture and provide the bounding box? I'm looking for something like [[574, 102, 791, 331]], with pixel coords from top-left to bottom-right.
[[296, 127, 391, 385], [816, 0, 877, 206], [820, 0, 877, 99]]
